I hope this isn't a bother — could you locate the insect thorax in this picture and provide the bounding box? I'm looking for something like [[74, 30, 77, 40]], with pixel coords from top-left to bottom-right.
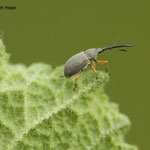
[[84, 48, 99, 60]]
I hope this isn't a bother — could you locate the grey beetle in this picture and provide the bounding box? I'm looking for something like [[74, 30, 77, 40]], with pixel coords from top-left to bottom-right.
[[64, 45, 132, 90]]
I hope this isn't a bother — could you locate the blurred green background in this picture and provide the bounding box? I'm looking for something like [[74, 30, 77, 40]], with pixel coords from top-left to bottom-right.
[[0, 0, 149, 149]]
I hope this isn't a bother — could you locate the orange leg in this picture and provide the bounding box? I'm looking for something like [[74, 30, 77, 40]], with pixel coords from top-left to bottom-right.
[[97, 60, 110, 74], [91, 61, 102, 82], [92, 60, 96, 68], [74, 71, 83, 90], [91, 65, 98, 80]]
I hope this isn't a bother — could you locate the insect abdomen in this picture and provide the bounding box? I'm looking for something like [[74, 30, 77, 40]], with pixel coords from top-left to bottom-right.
[[64, 52, 89, 77]]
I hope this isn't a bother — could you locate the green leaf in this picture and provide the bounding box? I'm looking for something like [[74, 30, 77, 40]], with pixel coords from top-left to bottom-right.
[[0, 39, 138, 150]]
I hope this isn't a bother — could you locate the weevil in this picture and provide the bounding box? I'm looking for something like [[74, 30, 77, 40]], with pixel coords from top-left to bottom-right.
[[64, 45, 132, 90]]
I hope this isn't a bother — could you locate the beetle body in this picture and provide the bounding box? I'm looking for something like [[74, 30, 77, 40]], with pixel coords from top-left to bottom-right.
[[64, 44, 132, 89], [64, 52, 90, 77], [64, 48, 100, 77]]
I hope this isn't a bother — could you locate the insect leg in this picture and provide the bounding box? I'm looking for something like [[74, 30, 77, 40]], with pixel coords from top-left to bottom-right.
[[91, 61, 102, 83], [92, 60, 96, 68], [74, 71, 83, 90], [96, 60, 111, 75]]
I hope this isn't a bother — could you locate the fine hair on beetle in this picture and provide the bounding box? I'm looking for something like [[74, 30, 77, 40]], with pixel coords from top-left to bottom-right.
[[64, 44, 133, 90]]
